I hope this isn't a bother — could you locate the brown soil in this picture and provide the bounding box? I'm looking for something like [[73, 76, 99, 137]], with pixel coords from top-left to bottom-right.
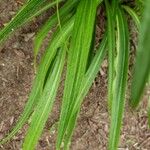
[[0, 1, 150, 150]]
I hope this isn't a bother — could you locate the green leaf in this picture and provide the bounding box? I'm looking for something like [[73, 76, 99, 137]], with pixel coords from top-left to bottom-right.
[[112, 0, 119, 16], [0, 17, 74, 145], [63, 35, 107, 147], [130, 0, 150, 108], [33, 0, 78, 68], [105, 0, 116, 109], [27, 0, 64, 21], [23, 47, 66, 150], [122, 5, 140, 30], [0, 0, 61, 43], [56, 0, 98, 149], [135, 0, 144, 15], [108, 7, 129, 150], [136, 0, 144, 5]]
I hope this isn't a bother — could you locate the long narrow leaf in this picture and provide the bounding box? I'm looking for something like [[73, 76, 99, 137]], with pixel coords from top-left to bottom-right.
[[105, 0, 116, 109], [0, 17, 74, 145], [34, 0, 78, 60], [56, 0, 98, 149], [0, 0, 46, 43], [109, 7, 129, 150], [64, 35, 107, 147], [112, 0, 119, 16], [23, 47, 66, 150], [122, 5, 140, 30], [130, 0, 150, 108]]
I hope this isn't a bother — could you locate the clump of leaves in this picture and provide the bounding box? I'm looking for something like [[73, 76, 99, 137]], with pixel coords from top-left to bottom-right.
[[0, 0, 149, 149]]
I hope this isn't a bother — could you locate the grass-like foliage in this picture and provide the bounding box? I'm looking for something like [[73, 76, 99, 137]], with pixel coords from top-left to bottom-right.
[[0, 0, 149, 149]]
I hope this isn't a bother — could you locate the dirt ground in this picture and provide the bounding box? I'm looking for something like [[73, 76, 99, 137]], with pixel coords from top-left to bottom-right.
[[0, 1, 150, 150]]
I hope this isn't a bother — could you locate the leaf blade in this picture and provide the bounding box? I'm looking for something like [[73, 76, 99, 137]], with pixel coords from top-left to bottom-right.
[[23, 47, 66, 150], [63, 35, 107, 147], [130, 0, 150, 108], [108, 7, 129, 150], [56, 0, 98, 148], [0, 17, 74, 145]]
